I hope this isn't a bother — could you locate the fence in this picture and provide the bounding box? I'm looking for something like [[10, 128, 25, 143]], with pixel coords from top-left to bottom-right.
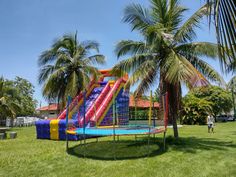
[[2, 117, 40, 127]]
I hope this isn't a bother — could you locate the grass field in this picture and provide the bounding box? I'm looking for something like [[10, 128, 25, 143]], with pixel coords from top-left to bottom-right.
[[0, 122, 236, 177]]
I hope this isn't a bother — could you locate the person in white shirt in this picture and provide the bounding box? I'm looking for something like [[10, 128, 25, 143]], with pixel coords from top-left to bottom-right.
[[207, 115, 214, 133]]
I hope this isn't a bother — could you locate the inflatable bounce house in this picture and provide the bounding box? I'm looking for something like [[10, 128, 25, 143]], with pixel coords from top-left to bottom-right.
[[35, 69, 129, 140]]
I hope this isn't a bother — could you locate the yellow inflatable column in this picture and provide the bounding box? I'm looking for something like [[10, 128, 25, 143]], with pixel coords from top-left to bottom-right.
[[109, 80, 115, 87], [50, 119, 60, 140]]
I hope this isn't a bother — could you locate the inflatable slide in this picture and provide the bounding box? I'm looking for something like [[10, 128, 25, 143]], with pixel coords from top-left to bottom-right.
[[35, 69, 129, 140]]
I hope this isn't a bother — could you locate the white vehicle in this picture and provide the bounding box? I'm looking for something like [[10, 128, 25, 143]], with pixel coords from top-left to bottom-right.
[[216, 115, 235, 122]]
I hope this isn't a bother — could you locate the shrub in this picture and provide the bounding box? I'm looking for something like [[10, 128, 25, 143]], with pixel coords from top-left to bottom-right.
[[181, 94, 212, 125]]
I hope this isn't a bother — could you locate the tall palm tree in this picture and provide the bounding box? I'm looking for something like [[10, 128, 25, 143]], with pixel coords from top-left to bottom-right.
[[0, 78, 20, 126], [113, 0, 223, 138], [227, 76, 236, 118], [38, 33, 105, 109], [206, 0, 236, 70]]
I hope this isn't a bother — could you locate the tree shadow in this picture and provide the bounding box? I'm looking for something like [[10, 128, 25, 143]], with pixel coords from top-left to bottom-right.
[[67, 137, 166, 160], [231, 131, 236, 135], [67, 135, 236, 160], [165, 136, 236, 153]]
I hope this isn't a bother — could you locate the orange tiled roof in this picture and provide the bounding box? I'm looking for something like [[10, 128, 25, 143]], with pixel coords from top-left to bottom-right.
[[129, 95, 159, 108], [37, 104, 58, 111]]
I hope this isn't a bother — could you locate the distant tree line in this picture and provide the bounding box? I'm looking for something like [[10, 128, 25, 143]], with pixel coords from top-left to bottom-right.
[[0, 76, 37, 124]]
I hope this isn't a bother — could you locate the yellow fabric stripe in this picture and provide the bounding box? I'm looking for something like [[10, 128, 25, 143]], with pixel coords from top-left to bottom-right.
[[50, 119, 60, 140], [66, 130, 76, 135], [97, 125, 119, 128]]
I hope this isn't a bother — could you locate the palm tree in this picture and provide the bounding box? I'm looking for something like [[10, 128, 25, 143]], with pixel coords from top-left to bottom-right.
[[113, 0, 223, 138], [0, 78, 20, 126], [154, 87, 160, 102], [206, 0, 236, 70], [38, 33, 105, 109], [227, 76, 236, 119]]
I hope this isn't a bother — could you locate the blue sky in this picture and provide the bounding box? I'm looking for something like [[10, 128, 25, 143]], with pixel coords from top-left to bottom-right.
[[0, 0, 233, 106]]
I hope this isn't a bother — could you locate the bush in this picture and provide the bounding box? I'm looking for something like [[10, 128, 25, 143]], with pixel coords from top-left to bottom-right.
[[181, 94, 212, 125], [129, 109, 148, 120], [181, 86, 233, 125]]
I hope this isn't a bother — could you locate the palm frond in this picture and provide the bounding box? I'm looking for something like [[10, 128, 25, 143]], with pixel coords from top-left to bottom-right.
[[176, 42, 218, 59], [174, 3, 209, 43], [188, 69, 209, 88], [151, 0, 168, 24], [162, 50, 197, 84], [8, 102, 21, 116], [80, 69, 91, 90], [123, 3, 153, 32], [227, 76, 236, 90], [57, 34, 76, 49], [125, 59, 157, 88], [41, 67, 67, 101], [80, 40, 100, 53], [38, 65, 55, 84], [188, 56, 225, 85], [42, 75, 64, 102], [152, 0, 187, 31], [82, 65, 101, 82], [227, 61, 236, 73], [132, 61, 158, 96], [65, 71, 79, 98], [82, 54, 105, 65], [166, 0, 187, 31], [207, 0, 236, 67], [115, 40, 148, 58], [113, 54, 151, 74], [55, 53, 72, 68], [38, 50, 57, 66]]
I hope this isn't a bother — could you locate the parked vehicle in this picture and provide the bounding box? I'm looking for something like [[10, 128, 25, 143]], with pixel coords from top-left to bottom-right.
[[227, 115, 235, 121], [216, 115, 235, 122]]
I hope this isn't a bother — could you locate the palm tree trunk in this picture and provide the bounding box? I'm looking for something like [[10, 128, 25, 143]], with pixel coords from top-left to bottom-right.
[[160, 76, 180, 138], [167, 83, 180, 138]]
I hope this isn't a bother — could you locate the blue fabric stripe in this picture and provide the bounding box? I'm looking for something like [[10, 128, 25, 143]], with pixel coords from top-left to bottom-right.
[[73, 127, 157, 136]]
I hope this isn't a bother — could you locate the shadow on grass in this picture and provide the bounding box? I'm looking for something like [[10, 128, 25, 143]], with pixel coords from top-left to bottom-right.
[[67, 136, 236, 160], [67, 137, 166, 160], [165, 136, 236, 153], [231, 131, 236, 135]]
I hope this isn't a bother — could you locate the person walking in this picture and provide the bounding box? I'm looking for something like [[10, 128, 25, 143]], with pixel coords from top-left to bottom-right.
[[207, 115, 215, 133]]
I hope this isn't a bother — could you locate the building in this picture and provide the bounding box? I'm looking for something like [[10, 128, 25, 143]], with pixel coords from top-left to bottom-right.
[[129, 95, 160, 108], [129, 95, 160, 120], [37, 97, 159, 120], [36, 103, 58, 119]]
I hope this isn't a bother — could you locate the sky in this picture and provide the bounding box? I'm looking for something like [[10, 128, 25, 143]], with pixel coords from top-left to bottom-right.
[[0, 0, 234, 107]]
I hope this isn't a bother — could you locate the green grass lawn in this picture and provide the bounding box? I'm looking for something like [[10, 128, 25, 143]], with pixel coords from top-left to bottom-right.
[[1, 122, 236, 177]]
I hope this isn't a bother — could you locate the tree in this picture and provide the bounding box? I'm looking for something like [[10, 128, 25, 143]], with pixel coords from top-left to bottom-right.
[[14, 77, 37, 116], [187, 86, 233, 121], [4, 77, 37, 116], [227, 76, 236, 118], [38, 33, 105, 109], [182, 94, 212, 125], [0, 77, 37, 126], [113, 0, 223, 138], [0, 78, 20, 126], [206, 0, 236, 69]]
